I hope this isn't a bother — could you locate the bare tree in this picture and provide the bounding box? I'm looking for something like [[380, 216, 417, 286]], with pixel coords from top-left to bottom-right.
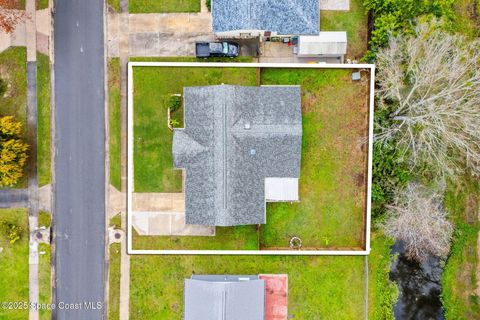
[[0, 0, 24, 33], [381, 183, 453, 261], [375, 21, 480, 178]]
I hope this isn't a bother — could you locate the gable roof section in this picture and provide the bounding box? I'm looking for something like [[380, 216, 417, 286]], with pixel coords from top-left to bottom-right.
[[212, 0, 320, 35], [173, 85, 302, 226], [184, 276, 265, 320]]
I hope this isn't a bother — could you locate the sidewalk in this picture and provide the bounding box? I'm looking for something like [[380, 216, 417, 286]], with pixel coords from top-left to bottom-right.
[[25, 0, 39, 318]]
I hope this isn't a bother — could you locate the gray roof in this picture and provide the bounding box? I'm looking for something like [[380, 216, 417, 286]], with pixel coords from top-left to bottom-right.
[[184, 276, 265, 320], [212, 0, 320, 35], [173, 85, 302, 227]]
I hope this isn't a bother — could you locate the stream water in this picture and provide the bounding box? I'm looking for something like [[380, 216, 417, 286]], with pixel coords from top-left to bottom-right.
[[389, 241, 445, 320]]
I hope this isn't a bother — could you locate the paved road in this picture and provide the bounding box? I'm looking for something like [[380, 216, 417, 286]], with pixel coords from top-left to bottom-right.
[[53, 1, 106, 319]]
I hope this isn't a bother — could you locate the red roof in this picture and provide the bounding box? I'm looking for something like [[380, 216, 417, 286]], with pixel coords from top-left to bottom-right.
[[259, 274, 288, 320]]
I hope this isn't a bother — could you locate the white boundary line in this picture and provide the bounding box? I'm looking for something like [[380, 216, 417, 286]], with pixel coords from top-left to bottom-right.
[[127, 62, 375, 255]]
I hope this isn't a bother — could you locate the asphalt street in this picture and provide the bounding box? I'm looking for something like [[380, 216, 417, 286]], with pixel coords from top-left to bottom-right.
[[53, 0, 106, 319]]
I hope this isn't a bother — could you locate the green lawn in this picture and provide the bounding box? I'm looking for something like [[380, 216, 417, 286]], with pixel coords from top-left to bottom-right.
[[109, 59, 122, 190], [109, 243, 121, 320], [368, 232, 398, 320], [36, 0, 49, 10], [107, 0, 121, 12], [130, 255, 367, 319], [0, 47, 28, 188], [0, 209, 29, 320], [133, 225, 259, 250], [133, 66, 257, 193], [260, 69, 368, 249], [442, 176, 480, 320], [37, 53, 51, 186], [37, 212, 51, 319], [39, 243, 51, 320], [320, 0, 368, 59], [129, 0, 200, 13]]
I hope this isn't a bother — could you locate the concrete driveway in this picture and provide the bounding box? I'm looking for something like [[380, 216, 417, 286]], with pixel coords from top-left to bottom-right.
[[108, 12, 214, 57]]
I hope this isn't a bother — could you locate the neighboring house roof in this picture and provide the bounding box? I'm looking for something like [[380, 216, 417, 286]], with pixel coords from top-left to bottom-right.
[[184, 275, 265, 320], [212, 0, 320, 35], [173, 85, 302, 227]]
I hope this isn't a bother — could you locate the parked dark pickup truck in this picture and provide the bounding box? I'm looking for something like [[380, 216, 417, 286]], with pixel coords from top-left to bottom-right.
[[195, 42, 240, 58]]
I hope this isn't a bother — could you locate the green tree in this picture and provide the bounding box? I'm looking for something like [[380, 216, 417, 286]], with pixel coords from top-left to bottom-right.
[[0, 116, 28, 187]]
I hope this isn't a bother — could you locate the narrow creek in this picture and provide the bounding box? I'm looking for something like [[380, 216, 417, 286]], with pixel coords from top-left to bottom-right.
[[389, 241, 445, 320]]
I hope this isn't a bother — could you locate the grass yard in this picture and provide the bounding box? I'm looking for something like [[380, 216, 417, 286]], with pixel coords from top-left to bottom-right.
[[109, 59, 122, 190], [108, 215, 122, 320], [107, 0, 121, 12], [0, 209, 29, 319], [368, 232, 398, 320], [132, 225, 258, 250], [37, 53, 51, 186], [36, 0, 49, 10], [39, 243, 51, 320], [129, 0, 200, 13], [130, 255, 367, 319], [37, 211, 51, 319], [109, 243, 121, 320], [260, 68, 369, 249], [442, 176, 480, 320], [320, 0, 368, 59], [133, 66, 256, 193], [0, 47, 28, 188]]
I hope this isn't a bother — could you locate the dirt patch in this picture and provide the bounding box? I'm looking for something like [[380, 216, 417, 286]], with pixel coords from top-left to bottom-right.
[[302, 91, 317, 113], [355, 172, 365, 187], [468, 0, 480, 27], [465, 193, 479, 225]]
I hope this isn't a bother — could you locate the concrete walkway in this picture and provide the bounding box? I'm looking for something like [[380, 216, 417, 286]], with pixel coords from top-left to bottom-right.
[[132, 211, 215, 236], [132, 192, 184, 212], [26, 0, 39, 319], [117, 1, 130, 319]]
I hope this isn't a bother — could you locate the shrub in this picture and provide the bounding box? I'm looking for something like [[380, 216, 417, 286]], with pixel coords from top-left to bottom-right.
[[382, 183, 454, 261], [168, 95, 181, 112], [1, 220, 23, 244], [364, 0, 455, 51], [206, 0, 211, 11], [0, 116, 29, 187]]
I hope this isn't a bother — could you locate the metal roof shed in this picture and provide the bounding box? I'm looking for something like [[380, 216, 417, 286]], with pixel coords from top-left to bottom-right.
[[297, 32, 347, 59], [184, 276, 265, 320]]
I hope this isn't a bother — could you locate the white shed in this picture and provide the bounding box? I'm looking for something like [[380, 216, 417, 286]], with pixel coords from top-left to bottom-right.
[[296, 32, 348, 62]]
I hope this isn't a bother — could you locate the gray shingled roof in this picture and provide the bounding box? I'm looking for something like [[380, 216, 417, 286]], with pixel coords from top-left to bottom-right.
[[212, 0, 320, 35], [173, 85, 302, 227], [184, 275, 265, 320]]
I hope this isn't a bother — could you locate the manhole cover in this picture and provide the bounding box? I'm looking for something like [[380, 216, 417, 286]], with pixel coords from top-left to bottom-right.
[[36, 232, 43, 239], [115, 233, 121, 239]]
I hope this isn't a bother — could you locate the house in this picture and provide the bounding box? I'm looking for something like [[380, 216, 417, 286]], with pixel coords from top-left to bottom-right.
[[212, 0, 320, 38], [295, 32, 348, 62], [172, 85, 302, 227], [184, 274, 288, 320]]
